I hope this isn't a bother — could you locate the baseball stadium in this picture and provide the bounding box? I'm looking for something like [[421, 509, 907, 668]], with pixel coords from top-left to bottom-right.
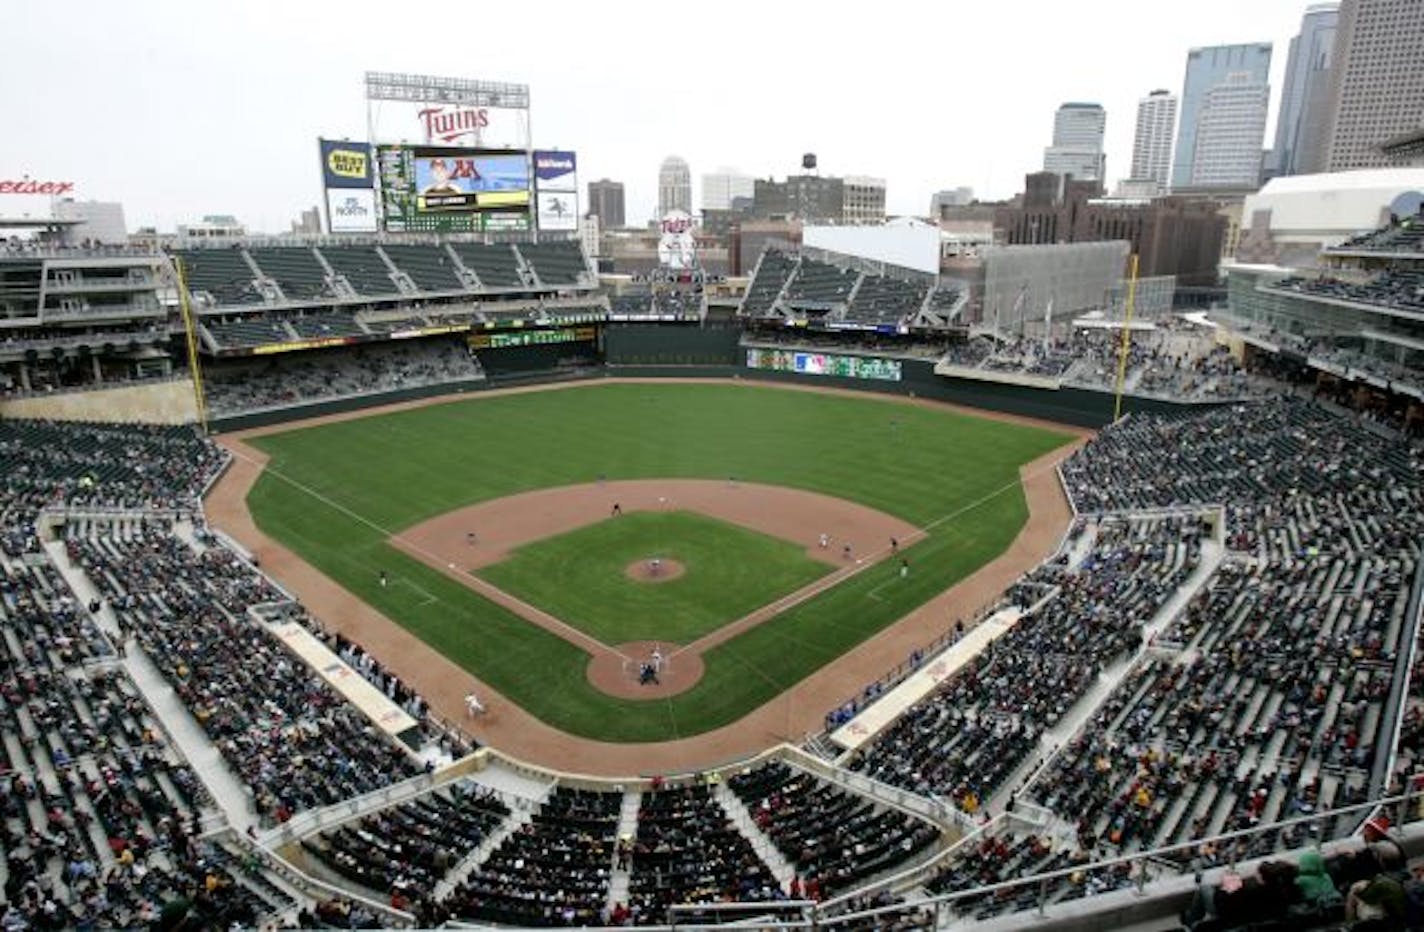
[[4, 76, 1424, 932]]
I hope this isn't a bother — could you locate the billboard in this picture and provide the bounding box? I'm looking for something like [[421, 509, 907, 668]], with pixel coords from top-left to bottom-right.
[[377, 145, 530, 233], [326, 188, 378, 233], [537, 191, 578, 231], [370, 101, 530, 151], [319, 140, 374, 189], [533, 149, 578, 234], [533, 150, 577, 191], [745, 348, 902, 382]]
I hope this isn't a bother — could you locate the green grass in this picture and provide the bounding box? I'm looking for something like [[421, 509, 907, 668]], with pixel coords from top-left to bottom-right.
[[245, 381, 1073, 741], [475, 510, 831, 645]]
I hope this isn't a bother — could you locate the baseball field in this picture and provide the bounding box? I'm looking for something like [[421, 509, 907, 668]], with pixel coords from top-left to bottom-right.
[[242, 381, 1073, 742]]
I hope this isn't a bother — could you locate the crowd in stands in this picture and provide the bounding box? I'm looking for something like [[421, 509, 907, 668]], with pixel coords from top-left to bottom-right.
[[0, 420, 303, 928], [444, 787, 620, 926], [300, 781, 509, 922], [626, 783, 780, 921], [64, 520, 424, 823], [1332, 210, 1424, 254], [849, 515, 1203, 814], [1273, 269, 1424, 314], [937, 327, 1279, 400], [204, 338, 485, 415], [728, 762, 940, 898]]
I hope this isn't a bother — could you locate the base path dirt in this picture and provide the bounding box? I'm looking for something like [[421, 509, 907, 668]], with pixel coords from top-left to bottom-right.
[[588, 641, 705, 699], [206, 377, 1090, 776]]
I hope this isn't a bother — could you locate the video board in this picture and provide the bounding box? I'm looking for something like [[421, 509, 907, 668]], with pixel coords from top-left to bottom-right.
[[745, 348, 902, 382], [376, 145, 530, 233]]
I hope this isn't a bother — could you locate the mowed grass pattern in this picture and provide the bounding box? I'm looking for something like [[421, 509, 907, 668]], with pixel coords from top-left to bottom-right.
[[246, 382, 1073, 741], [476, 511, 831, 644]]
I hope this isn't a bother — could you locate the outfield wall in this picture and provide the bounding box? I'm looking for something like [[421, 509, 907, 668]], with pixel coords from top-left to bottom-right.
[[604, 323, 742, 366], [0, 378, 197, 424]]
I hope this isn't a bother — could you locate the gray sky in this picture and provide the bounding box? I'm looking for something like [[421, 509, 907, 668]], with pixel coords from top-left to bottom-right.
[[3, 0, 1314, 233]]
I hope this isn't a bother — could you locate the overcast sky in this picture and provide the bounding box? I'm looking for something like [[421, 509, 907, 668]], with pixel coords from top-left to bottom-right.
[[3, 0, 1315, 233]]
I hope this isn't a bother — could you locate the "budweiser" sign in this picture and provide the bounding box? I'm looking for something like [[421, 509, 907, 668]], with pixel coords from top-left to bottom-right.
[[0, 176, 75, 195]]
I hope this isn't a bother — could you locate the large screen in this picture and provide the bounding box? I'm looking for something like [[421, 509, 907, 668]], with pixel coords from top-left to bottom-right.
[[377, 145, 530, 232], [745, 348, 902, 382]]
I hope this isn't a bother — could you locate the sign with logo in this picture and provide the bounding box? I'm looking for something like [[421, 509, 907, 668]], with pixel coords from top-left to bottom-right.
[[657, 210, 697, 270], [0, 177, 75, 195], [533, 150, 577, 191], [537, 191, 578, 231], [319, 140, 374, 189], [326, 188, 378, 233], [371, 101, 529, 151]]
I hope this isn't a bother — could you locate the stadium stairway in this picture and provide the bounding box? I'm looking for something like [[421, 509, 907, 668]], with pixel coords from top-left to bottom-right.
[[41, 525, 259, 834], [433, 788, 546, 900], [713, 783, 799, 889], [604, 790, 641, 914], [987, 518, 1228, 817]]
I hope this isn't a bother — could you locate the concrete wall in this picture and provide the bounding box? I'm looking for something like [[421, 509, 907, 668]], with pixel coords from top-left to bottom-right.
[[0, 379, 198, 424]]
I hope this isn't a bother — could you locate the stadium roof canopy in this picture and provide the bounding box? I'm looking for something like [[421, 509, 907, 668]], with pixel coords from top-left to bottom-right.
[[0, 217, 82, 228], [1242, 168, 1424, 239]]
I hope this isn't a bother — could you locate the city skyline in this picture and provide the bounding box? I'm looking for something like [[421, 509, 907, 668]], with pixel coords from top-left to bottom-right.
[[3, 0, 1335, 232]]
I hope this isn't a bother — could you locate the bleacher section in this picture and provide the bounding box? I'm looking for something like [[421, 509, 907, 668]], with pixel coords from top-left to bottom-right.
[[1272, 270, 1424, 313], [784, 257, 858, 307], [740, 251, 797, 317], [381, 244, 467, 292], [176, 249, 264, 306], [450, 243, 524, 289], [846, 275, 926, 325], [247, 247, 330, 302], [925, 285, 963, 315], [1332, 212, 1424, 253], [204, 316, 295, 349], [288, 312, 367, 339], [321, 245, 399, 297], [519, 241, 589, 287]]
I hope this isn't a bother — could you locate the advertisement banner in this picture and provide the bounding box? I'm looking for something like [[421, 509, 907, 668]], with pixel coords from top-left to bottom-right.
[[745, 348, 902, 382], [533, 150, 577, 191], [326, 188, 379, 233], [319, 139, 374, 189], [370, 101, 529, 150], [536, 191, 578, 231]]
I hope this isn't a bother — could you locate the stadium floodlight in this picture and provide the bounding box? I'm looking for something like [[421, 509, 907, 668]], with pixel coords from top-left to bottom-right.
[[364, 71, 530, 109]]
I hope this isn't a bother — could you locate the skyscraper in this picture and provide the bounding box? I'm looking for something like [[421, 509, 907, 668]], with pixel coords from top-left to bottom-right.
[[700, 170, 755, 212], [1191, 73, 1272, 187], [586, 179, 625, 230], [1320, 0, 1424, 172], [1273, 3, 1339, 177], [1129, 90, 1178, 191], [1172, 43, 1273, 189], [658, 156, 692, 217], [1043, 102, 1107, 182]]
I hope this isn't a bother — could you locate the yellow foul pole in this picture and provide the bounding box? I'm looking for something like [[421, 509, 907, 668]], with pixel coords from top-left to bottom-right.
[[1111, 253, 1140, 423], [173, 258, 210, 433]]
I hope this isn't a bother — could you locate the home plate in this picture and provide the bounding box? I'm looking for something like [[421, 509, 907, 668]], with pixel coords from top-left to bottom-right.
[[448, 563, 456, 569]]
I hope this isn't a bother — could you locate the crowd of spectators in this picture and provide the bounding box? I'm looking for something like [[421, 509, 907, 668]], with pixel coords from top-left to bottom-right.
[[848, 515, 1203, 814], [300, 781, 509, 923], [205, 338, 485, 415], [625, 783, 780, 921], [0, 419, 303, 927], [728, 762, 940, 898], [64, 522, 424, 823], [443, 787, 620, 926]]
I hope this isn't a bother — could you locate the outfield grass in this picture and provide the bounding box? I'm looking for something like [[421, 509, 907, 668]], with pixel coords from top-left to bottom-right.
[[246, 381, 1073, 741], [476, 511, 830, 644]]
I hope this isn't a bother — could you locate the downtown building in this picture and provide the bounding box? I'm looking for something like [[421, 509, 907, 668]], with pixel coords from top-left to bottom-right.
[[1319, 0, 1424, 171], [1172, 43, 1273, 190], [1043, 102, 1107, 184], [1271, 3, 1339, 176], [1125, 90, 1178, 193]]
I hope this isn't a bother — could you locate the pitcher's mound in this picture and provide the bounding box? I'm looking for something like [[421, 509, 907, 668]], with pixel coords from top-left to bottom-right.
[[624, 558, 686, 583], [587, 641, 705, 698]]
